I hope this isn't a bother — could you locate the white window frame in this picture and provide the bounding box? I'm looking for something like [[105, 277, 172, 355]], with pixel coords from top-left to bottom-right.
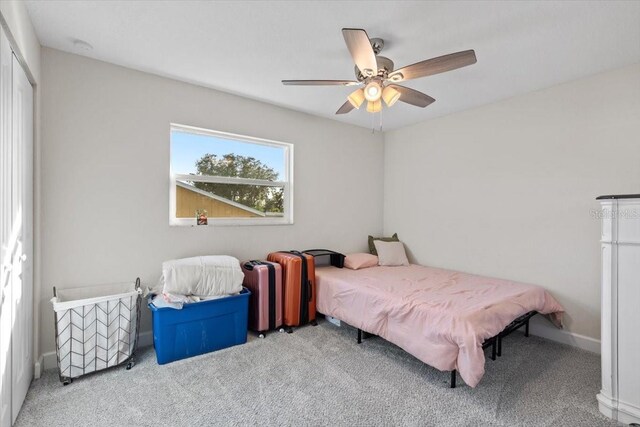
[[169, 123, 294, 226]]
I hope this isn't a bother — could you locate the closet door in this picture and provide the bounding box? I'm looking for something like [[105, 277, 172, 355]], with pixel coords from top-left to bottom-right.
[[0, 26, 13, 427], [10, 53, 33, 423]]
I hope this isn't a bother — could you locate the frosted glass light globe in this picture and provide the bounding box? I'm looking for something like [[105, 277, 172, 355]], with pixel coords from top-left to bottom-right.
[[364, 81, 382, 102]]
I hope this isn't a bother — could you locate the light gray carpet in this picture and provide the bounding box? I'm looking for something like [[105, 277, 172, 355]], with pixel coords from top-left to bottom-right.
[[16, 319, 616, 426]]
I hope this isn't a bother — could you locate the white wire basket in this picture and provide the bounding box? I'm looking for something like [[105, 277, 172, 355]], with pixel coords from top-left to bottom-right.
[[51, 278, 142, 385]]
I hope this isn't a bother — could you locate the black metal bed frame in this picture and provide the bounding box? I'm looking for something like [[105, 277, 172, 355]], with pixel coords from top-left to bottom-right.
[[356, 310, 538, 388]]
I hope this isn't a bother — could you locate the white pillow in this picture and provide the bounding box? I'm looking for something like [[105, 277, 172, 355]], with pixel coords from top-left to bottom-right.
[[374, 240, 409, 266]]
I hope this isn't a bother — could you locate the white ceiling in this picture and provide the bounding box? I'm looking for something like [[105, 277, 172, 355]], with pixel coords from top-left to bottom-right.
[[26, 1, 640, 130]]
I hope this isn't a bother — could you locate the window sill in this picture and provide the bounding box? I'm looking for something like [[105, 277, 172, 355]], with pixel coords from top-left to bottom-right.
[[170, 217, 293, 227]]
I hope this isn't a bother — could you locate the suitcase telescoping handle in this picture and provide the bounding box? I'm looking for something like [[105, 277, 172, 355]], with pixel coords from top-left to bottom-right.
[[243, 260, 265, 271], [280, 251, 312, 322], [289, 251, 312, 302]]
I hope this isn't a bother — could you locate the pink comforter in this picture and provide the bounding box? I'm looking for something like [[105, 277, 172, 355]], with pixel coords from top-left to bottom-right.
[[315, 264, 564, 387]]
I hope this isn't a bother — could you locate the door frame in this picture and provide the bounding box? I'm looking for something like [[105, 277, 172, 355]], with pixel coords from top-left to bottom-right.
[[10, 50, 34, 424]]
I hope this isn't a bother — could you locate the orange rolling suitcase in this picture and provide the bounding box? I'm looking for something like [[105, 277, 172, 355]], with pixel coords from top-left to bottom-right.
[[266, 251, 316, 331]]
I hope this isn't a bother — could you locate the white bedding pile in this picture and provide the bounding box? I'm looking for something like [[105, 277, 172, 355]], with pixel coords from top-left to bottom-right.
[[159, 255, 244, 298]]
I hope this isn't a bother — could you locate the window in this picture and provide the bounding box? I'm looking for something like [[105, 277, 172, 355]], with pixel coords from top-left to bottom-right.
[[170, 124, 293, 226]]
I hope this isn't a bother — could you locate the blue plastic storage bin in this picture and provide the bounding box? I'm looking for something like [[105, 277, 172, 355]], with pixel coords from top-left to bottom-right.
[[148, 288, 250, 364]]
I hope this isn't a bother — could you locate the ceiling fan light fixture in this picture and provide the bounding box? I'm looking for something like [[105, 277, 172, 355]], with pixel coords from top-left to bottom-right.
[[382, 86, 401, 107], [347, 88, 365, 109], [364, 81, 382, 102], [366, 100, 382, 113]]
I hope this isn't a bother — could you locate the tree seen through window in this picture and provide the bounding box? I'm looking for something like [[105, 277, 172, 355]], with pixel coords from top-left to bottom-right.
[[191, 153, 284, 213]]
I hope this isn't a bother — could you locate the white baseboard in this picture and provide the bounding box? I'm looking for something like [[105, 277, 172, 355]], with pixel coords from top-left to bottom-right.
[[598, 392, 640, 424], [36, 330, 155, 375], [34, 354, 44, 379], [42, 351, 57, 371], [597, 392, 616, 420], [138, 330, 153, 348], [529, 319, 600, 354], [617, 400, 640, 425], [325, 315, 341, 327], [319, 313, 599, 354], [34, 324, 599, 376]]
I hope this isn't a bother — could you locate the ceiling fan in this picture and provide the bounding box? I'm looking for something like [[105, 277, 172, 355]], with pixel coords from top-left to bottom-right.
[[282, 28, 477, 115]]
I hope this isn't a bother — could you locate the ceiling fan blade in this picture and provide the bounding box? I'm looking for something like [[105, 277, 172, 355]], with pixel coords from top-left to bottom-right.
[[335, 100, 355, 115], [282, 80, 360, 86], [342, 28, 377, 77], [388, 50, 477, 82], [389, 85, 435, 108]]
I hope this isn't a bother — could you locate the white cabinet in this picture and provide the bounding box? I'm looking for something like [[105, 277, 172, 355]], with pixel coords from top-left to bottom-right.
[[597, 195, 640, 425]]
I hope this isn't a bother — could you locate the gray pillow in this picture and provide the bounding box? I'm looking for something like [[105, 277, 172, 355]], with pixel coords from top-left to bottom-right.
[[368, 233, 399, 256]]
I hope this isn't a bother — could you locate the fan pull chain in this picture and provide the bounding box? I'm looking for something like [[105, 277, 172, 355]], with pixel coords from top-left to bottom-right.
[[371, 110, 375, 134], [370, 109, 384, 133]]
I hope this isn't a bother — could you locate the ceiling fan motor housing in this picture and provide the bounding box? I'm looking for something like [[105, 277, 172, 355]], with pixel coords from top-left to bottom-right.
[[355, 55, 395, 82], [370, 37, 384, 54]]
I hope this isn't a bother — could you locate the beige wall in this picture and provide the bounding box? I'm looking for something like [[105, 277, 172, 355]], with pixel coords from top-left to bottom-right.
[[40, 48, 384, 355], [38, 42, 640, 358], [384, 64, 640, 342]]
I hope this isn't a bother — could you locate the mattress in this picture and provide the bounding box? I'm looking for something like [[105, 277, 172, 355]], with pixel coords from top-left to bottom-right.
[[315, 264, 564, 387]]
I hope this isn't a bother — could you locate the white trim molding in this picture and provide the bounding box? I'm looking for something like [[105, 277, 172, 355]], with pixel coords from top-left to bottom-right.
[[598, 393, 640, 426], [169, 123, 294, 227], [137, 330, 153, 348], [41, 351, 56, 372], [33, 355, 43, 379], [597, 196, 640, 425], [528, 318, 600, 354]]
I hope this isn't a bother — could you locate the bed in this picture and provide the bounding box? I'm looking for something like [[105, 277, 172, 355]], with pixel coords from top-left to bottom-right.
[[315, 264, 564, 388]]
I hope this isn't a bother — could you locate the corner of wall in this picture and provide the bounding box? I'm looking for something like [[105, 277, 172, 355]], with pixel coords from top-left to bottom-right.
[[380, 129, 387, 236]]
